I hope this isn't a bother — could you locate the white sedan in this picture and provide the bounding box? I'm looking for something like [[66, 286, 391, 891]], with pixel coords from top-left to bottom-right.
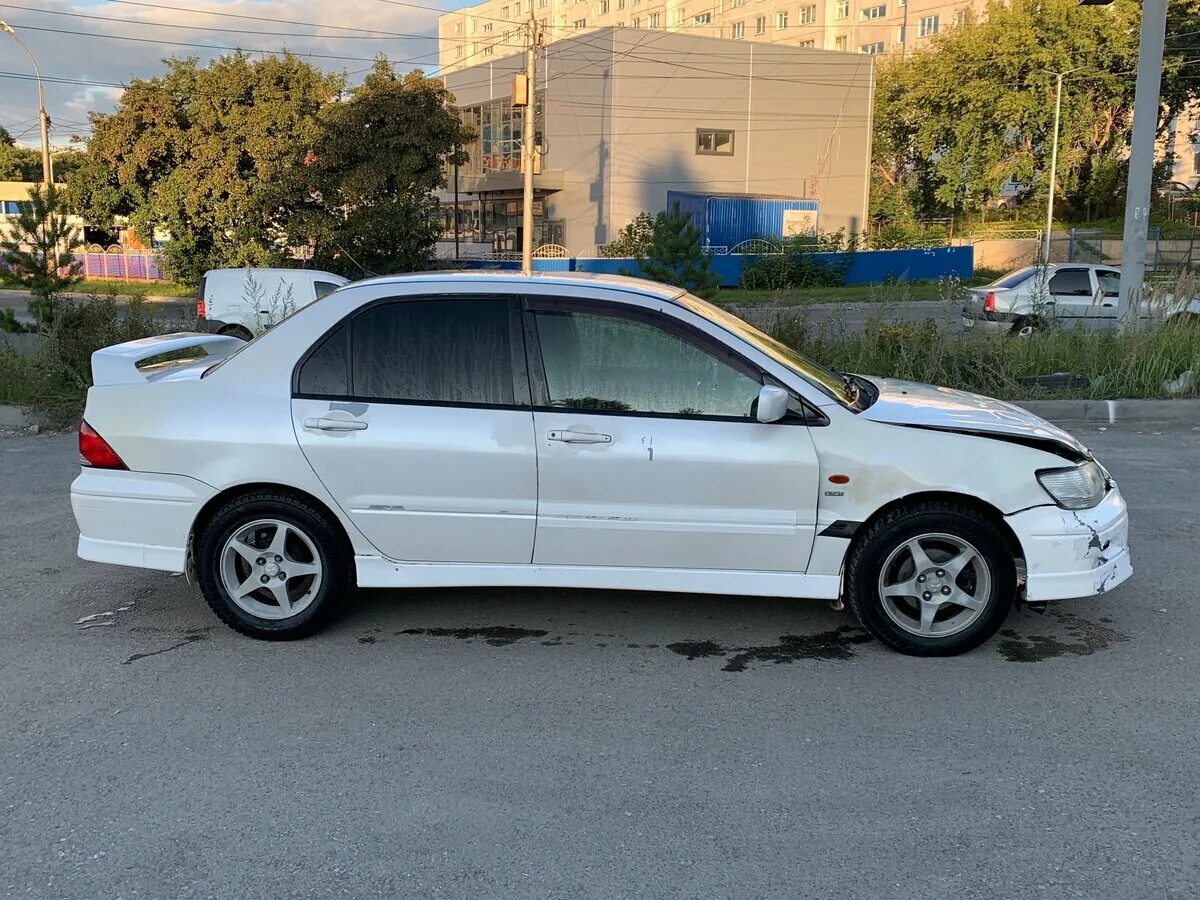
[[71, 273, 1131, 656]]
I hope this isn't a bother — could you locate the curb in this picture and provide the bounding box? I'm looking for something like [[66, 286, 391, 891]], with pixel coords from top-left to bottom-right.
[[1016, 399, 1200, 426]]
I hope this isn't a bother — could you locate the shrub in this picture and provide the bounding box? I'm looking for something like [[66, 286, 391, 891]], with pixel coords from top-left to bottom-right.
[[599, 212, 655, 258], [632, 205, 721, 299]]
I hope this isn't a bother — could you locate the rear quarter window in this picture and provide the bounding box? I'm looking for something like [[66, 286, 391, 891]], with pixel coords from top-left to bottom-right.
[[990, 268, 1036, 289], [314, 280, 341, 299]]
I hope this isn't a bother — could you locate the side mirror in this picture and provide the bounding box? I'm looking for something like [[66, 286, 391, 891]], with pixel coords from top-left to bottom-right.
[[756, 384, 790, 423]]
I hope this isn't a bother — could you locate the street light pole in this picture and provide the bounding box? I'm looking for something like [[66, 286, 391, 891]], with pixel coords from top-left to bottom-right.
[[1115, 0, 1168, 330], [1041, 67, 1084, 264], [0, 21, 53, 184]]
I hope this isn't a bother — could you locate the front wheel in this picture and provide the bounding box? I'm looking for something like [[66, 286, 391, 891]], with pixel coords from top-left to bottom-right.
[[196, 492, 351, 639], [846, 502, 1016, 656]]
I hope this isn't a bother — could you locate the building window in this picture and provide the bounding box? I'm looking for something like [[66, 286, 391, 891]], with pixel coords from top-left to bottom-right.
[[600, 0, 609, 12], [859, 40, 885, 53], [453, 21, 463, 34], [861, 4, 886, 18], [1194, 151, 1200, 174], [482, 22, 493, 32], [618, 0, 625, 8], [952, 8, 966, 25], [835, 34, 848, 50], [540, 0, 548, 6], [671, 8, 685, 23], [574, 17, 587, 26], [918, 14, 938, 35], [798, 39, 815, 47], [501, 6, 509, 18], [897, 24, 905, 42], [731, 0, 746, 6], [458, 93, 544, 176], [694, 11, 712, 24], [632, 15, 640, 25], [776, 11, 788, 27], [800, 4, 817, 23], [696, 128, 735, 156], [455, 45, 464, 58], [836, 0, 849, 18], [483, 45, 494, 55], [755, 15, 766, 33], [649, 11, 661, 25], [732, 20, 745, 37]]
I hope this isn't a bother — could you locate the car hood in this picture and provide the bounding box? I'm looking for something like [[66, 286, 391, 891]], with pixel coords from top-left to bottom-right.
[[859, 376, 1090, 458]]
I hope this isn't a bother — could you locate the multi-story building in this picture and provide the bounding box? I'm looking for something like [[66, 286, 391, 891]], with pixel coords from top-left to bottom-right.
[[437, 0, 990, 74], [435, 27, 873, 254]]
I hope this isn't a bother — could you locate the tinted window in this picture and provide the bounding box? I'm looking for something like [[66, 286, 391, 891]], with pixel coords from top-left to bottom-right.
[[297, 323, 349, 396], [1048, 269, 1093, 296], [314, 280, 340, 298], [533, 309, 761, 417], [990, 267, 1036, 289], [351, 299, 513, 405], [1097, 271, 1120, 297]]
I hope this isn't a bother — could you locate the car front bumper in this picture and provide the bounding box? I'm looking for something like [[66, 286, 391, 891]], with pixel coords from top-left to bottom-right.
[[72, 468, 216, 573], [1006, 486, 1131, 602]]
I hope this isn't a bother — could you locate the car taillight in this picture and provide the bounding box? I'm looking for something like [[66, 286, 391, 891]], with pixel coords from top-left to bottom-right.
[[79, 420, 127, 470], [197, 298, 206, 319], [983, 291, 997, 313]]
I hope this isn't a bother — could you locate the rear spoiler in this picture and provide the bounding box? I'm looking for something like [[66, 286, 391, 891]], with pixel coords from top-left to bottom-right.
[[90, 332, 246, 386]]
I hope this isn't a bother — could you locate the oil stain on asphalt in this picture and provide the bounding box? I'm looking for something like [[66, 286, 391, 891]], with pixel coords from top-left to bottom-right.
[[667, 626, 874, 671], [996, 610, 1129, 662]]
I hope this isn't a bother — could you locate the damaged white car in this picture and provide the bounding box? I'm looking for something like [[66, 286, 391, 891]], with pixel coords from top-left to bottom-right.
[[71, 273, 1131, 656]]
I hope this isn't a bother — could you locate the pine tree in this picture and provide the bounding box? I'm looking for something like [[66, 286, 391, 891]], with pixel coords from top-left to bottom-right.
[[634, 204, 721, 299], [0, 183, 83, 329]]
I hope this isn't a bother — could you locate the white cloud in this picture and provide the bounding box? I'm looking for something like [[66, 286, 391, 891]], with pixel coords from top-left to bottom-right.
[[0, 0, 452, 147]]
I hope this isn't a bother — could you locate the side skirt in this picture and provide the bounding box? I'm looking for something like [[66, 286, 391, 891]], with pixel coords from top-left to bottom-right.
[[353, 557, 842, 600]]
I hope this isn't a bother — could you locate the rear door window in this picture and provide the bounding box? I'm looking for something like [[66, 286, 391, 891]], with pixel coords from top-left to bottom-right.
[[1097, 271, 1120, 298], [1048, 269, 1093, 296], [350, 299, 515, 406]]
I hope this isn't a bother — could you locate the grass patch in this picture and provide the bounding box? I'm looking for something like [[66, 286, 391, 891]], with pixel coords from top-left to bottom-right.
[[72, 280, 194, 299], [717, 276, 994, 308], [765, 311, 1200, 400]]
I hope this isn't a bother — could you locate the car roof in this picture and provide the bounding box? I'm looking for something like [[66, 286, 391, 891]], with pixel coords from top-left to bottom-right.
[[344, 270, 688, 301]]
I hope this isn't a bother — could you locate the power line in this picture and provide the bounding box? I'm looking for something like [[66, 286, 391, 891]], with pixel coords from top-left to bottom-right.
[[101, 0, 444, 38], [0, 71, 125, 88], [0, 2, 439, 42]]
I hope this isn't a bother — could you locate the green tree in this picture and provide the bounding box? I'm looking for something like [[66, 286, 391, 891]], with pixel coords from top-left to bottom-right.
[[634, 205, 721, 299], [598, 212, 655, 258], [0, 125, 42, 182], [67, 53, 342, 284], [871, 0, 1200, 222], [280, 59, 472, 276], [0, 183, 83, 331]]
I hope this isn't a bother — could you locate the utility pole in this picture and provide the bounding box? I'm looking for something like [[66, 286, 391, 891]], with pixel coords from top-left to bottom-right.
[[1041, 67, 1083, 263], [1115, 0, 1168, 330], [0, 21, 53, 184], [520, 15, 539, 276]]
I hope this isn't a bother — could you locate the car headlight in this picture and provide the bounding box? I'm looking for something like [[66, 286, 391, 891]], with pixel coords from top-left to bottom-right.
[[1036, 460, 1107, 510]]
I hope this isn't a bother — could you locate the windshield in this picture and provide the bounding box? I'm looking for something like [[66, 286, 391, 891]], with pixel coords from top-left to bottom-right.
[[676, 293, 854, 405], [989, 267, 1037, 289]]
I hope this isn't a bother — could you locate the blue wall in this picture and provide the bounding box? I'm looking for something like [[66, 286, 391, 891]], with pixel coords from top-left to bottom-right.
[[442, 246, 974, 288]]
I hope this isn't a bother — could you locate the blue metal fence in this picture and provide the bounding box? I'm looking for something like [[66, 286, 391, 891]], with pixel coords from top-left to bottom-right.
[[445, 246, 973, 288]]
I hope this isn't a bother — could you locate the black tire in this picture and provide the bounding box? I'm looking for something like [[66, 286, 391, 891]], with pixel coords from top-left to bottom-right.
[[218, 324, 254, 342], [846, 501, 1016, 656], [1009, 316, 1043, 337], [196, 491, 351, 640]]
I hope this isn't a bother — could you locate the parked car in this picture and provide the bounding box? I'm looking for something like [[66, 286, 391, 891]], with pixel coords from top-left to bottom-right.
[[1157, 181, 1195, 200], [72, 273, 1131, 656], [962, 263, 1200, 335], [198, 267, 349, 340]]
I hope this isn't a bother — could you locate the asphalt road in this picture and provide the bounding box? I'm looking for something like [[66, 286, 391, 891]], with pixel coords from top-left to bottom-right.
[[1, 428, 1196, 898]]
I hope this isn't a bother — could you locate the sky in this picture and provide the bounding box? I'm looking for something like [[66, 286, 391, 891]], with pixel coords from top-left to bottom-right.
[[0, 0, 462, 148]]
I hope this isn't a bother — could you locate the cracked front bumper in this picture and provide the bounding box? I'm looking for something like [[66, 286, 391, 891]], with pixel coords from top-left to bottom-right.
[[1006, 487, 1131, 602]]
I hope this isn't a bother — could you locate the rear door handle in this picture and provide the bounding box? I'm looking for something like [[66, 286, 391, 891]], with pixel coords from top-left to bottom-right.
[[303, 417, 368, 432], [547, 429, 611, 444]]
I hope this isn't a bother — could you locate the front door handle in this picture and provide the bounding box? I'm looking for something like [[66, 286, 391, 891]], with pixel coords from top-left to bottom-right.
[[304, 417, 368, 432], [547, 429, 611, 444]]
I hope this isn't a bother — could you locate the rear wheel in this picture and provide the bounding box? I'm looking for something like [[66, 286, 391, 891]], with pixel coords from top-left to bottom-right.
[[218, 324, 254, 342], [196, 492, 351, 639], [1010, 317, 1044, 337], [846, 502, 1016, 656]]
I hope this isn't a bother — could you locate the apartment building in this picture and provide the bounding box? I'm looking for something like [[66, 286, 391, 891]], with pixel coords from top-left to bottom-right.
[[437, 0, 989, 73], [436, 27, 872, 254]]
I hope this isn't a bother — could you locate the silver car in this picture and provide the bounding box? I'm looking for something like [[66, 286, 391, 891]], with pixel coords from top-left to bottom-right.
[[962, 265, 1125, 336]]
